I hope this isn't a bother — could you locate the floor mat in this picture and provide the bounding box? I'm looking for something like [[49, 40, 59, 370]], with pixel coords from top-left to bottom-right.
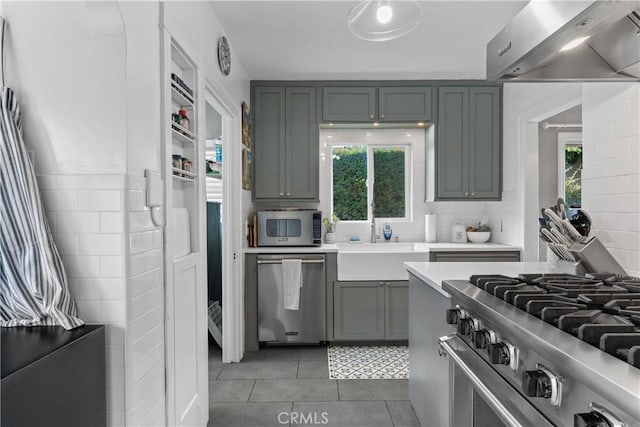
[[328, 345, 409, 379]]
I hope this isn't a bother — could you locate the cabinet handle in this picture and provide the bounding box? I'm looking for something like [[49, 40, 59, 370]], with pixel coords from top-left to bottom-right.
[[286, 192, 291, 197], [380, 114, 385, 119], [370, 115, 374, 120], [279, 192, 284, 196], [471, 192, 475, 196], [464, 192, 469, 196]]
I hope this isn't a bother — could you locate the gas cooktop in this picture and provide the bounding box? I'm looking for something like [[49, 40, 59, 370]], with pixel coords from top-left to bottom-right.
[[468, 273, 640, 368], [441, 272, 640, 427]]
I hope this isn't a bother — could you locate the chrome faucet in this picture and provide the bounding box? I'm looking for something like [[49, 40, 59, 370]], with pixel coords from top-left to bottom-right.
[[370, 201, 380, 243]]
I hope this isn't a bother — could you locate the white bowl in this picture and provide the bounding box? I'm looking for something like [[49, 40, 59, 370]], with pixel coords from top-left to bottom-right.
[[467, 231, 490, 243]]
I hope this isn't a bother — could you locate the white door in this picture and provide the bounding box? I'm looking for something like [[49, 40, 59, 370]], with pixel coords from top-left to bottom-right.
[[171, 254, 206, 426]]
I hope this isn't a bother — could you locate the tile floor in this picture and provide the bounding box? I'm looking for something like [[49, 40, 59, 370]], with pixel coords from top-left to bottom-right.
[[207, 343, 420, 427]]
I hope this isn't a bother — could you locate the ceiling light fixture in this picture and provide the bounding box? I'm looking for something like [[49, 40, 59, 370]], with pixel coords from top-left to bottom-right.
[[348, 0, 422, 42], [559, 36, 590, 52], [376, 5, 392, 24]]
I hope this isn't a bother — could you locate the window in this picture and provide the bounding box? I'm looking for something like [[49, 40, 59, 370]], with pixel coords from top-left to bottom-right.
[[331, 143, 410, 221], [557, 132, 583, 209]]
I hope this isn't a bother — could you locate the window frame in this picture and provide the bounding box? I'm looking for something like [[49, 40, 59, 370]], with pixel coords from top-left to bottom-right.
[[556, 131, 583, 208], [329, 141, 412, 223]]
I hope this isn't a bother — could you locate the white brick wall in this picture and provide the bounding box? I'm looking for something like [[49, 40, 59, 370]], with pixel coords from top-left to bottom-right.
[[39, 172, 167, 426], [124, 175, 166, 427], [582, 83, 640, 276], [38, 173, 127, 427]]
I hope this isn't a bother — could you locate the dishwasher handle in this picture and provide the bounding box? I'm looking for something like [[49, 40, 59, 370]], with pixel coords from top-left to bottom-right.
[[257, 259, 325, 265]]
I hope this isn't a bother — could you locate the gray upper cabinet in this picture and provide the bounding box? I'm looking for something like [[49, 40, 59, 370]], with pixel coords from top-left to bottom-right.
[[323, 86, 432, 122], [253, 86, 318, 200], [323, 87, 376, 122], [468, 87, 501, 199], [285, 87, 318, 199], [379, 87, 432, 122], [254, 87, 286, 199], [436, 86, 501, 201]]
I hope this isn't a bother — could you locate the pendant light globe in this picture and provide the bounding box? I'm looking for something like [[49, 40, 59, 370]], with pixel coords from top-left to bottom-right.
[[348, 0, 422, 42]]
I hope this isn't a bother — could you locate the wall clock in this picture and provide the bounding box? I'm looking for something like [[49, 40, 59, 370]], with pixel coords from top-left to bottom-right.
[[218, 36, 231, 76]]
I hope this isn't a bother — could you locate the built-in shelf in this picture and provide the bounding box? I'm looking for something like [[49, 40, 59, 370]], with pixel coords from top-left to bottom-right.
[[170, 81, 195, 107], [171, 122, 196, 140], [171, 127, 195, 145], [172, 174, 195, 183], [172, 167, 196, 180]]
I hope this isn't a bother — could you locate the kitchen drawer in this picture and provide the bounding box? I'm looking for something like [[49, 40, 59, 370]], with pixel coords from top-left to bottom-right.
[[429, 251, 521, 262]]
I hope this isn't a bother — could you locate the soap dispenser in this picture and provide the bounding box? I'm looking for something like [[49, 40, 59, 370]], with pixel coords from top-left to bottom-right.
[[383, 223, 392, 241]]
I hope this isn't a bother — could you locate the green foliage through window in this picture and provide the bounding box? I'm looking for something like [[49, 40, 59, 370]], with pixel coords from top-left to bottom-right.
[[565, 145, 582, 208], [373, 148, 405, 218], [333, 146, 367, 221], [332, 145, 407, 221]]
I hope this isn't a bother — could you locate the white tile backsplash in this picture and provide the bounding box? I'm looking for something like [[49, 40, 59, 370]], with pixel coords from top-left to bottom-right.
[[583, 83, 640, 276], [41, 189, 78, 211], [38, 173, 128, 427], [78, 189, 122, 211], [62, 255, 101, 278], [124, 178, 166, 426], [100, 256, 125, 277], [78, 234, 123, 256], [56, 212, 101, 234]]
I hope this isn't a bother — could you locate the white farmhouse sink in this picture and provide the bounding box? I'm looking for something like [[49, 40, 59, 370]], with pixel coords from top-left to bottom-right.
[[336, 242, 429, 281]]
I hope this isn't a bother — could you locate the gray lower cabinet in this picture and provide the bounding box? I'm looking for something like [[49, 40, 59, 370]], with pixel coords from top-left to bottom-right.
[[253, 86, 318, 200], [429, 250, 521, 262], [384, 282, 409, 339], [333, 280, 408, 341], [323, 86, 432, 123], [436, 86, 501, 200]]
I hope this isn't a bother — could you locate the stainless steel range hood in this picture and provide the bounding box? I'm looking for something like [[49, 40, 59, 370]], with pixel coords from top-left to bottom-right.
[[487, 0, 640, 81]]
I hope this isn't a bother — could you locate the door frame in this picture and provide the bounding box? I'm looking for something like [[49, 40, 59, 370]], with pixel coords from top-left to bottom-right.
[[518, 86, 582, 261], [203, 81, 244, 364]]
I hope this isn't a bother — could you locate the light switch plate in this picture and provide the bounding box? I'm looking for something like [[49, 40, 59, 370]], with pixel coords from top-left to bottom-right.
[[145, 169, 163, 207]]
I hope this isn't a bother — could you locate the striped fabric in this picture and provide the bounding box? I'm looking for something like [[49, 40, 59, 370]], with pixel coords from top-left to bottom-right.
[[0, 85, 83, 330]]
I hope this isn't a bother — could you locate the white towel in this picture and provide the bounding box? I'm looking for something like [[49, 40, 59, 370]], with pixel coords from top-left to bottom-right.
[[282, 259, 303, 310]]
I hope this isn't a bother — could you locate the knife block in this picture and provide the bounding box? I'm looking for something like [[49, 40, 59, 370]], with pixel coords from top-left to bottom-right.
[[569, 236, 627, 275]]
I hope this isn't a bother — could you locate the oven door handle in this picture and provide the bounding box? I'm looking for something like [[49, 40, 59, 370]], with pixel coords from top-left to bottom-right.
[[438, 334, 523, 427]]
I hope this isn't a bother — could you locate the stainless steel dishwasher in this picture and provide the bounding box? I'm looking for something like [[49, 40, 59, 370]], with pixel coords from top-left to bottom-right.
[[257, 254, 326, 344]]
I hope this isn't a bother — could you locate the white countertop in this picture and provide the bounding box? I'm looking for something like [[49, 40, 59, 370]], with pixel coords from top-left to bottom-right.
[[244, 242, 518, 255], [244, 244, 339, 254], [404, 261, 577, 297]]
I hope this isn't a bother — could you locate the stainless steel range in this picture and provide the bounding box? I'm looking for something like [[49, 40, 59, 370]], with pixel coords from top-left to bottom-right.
[[439, 273, 640, 427]]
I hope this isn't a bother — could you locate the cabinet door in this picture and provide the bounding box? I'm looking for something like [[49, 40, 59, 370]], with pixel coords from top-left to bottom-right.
[[379, 87, 432, 122], [468, 87, 501, 200], [323, 87, 376, 122], [436, 87, 469, 199], [384, 281, 409, 340], [254, 87, 286, 199], [285, 87, 318, 200], [334, 281, 385, 340]]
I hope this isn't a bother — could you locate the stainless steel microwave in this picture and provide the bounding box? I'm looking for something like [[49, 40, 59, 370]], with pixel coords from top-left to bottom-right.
[[257, 210, 322, 247]]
